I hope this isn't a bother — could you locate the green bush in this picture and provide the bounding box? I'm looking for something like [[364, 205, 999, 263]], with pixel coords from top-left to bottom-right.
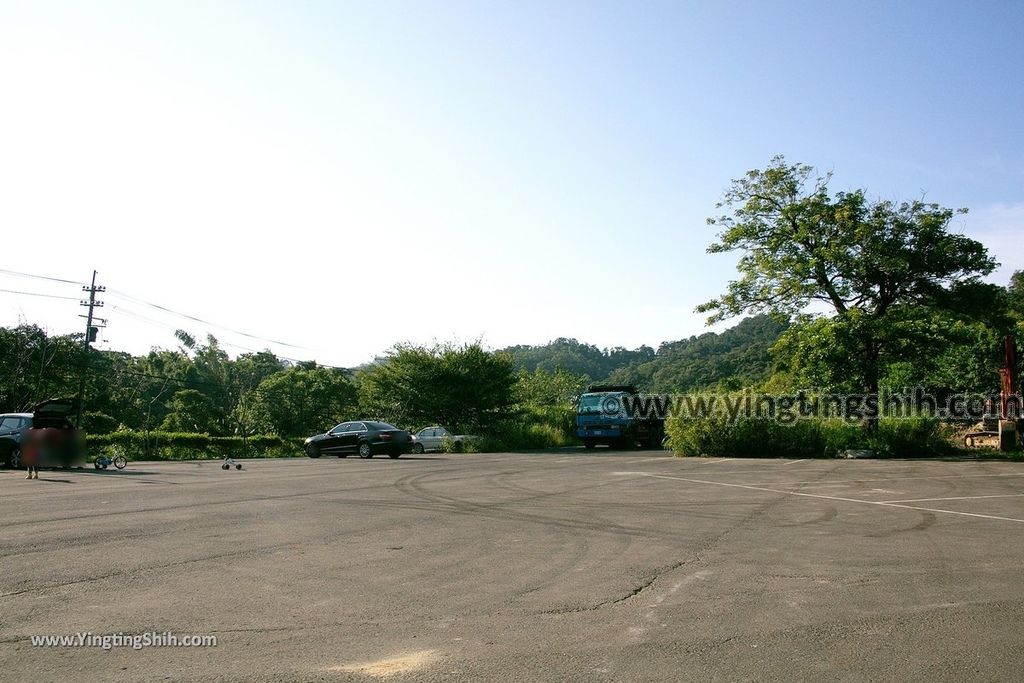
[[82, 411, 119, 435], [471, 405, 579, 452], [666, 416, 962, 458], [86, 430, 305, 461]]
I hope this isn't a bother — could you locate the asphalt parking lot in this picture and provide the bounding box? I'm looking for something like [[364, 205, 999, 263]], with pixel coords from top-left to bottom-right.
[[2, 451, 1024, 682]]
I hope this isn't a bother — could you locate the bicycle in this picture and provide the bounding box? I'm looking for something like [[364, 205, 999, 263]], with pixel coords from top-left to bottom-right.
[[94, 451, 127, 470]]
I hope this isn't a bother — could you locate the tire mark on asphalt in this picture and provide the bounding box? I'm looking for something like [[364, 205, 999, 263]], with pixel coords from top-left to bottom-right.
[[391, 471, 668, 541], [0, 541, 299, 598], [539, 461, 843, 613], [866, 511, 937, 538], [776, 505, 838, 527]]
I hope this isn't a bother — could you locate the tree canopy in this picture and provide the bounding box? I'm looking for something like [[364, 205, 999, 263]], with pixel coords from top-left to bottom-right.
[[699, 157, 997, 324], [358, 342, 517, 432], [698, 157, 1000, 420]]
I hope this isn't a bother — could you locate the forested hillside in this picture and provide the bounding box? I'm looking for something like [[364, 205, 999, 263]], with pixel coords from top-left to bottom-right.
[[604, 315, 788, 391], [502, 315, 787, 391], [500, 339, 656, 379]]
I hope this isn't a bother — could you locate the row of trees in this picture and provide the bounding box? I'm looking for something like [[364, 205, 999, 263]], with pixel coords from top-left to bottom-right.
[[502, 339, 656, 379], [0, 326, 584, 442], [3, 156, 1020, 449]]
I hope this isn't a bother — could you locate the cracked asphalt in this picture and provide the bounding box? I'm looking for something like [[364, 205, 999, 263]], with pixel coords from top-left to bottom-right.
[[2, 452, 1024, 682]]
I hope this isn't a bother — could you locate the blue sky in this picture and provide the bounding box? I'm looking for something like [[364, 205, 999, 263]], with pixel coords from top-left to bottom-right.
[[1, 1, 1021, 366]]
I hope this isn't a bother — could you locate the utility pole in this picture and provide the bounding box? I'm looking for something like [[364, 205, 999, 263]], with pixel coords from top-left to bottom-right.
[[76, 270, 105, 426]]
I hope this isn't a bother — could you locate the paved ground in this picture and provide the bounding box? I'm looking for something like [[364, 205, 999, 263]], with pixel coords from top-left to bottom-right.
[[2, 451, 1024, 682]]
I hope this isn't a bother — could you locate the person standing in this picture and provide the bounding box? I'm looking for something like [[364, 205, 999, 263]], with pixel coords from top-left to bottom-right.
[[23, 438, 39, 479]]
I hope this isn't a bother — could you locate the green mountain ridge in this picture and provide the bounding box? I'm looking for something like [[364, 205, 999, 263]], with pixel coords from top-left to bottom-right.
[[501, 315, 788, 393]]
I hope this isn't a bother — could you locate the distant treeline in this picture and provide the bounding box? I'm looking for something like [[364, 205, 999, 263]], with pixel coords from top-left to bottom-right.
[[2, 267, 1022, 449]]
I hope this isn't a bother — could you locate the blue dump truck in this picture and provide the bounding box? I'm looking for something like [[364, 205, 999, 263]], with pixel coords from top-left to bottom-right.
[[576, 384, 665, 449]]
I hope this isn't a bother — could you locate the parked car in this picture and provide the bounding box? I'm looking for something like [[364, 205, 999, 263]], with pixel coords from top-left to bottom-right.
[[1, 398, 85, 469], [411, 426, 480, 453], [304, 421, 414, 459]]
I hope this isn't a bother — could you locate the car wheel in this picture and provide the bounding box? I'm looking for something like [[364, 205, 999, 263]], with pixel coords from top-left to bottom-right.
[[358, 442, 373, 459], [306, 443, 321, 458], [452, 440, 464, 453], [413, 443, 424, 454], [8, 448, 21, 469]]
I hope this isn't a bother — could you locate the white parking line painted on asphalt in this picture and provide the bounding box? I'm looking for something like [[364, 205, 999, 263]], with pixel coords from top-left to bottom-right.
[[879, 493, 1024, 504], [701, 459, 730, 465], [736, 472, 1024, 487], [783, 459, 806, 465], [632, 472, 1024, 525]]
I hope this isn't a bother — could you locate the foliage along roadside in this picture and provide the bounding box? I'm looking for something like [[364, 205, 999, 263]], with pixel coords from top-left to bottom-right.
[[87, 431, 305, 461], [665, 415, 975, 459]]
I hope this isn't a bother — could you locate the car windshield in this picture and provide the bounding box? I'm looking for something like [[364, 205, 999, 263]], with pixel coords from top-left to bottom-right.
[[578, 394, 611, 414]]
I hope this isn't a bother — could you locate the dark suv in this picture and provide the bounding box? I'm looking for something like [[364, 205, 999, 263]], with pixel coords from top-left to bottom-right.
[[1, 398, 85, 469]]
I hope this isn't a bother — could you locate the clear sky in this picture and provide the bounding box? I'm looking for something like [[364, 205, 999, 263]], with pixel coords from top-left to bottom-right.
[[1, 0, 1022, 367]]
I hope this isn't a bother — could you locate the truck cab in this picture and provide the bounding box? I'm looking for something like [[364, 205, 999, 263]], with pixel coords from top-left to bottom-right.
[[576, 384, 663, 450]]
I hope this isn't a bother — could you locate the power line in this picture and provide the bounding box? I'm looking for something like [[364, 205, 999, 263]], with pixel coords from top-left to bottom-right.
[[0, 288, 81, 301], [1, 266, 339, 365], [105, 288, 313, 350], [109, 304, 329, 363], [0, 268, 87, 286]]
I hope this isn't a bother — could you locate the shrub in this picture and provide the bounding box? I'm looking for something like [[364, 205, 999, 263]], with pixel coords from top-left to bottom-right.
[[666, 416, 962, 458], [465, 405, 579, 452], [86, 430, 305, 461]]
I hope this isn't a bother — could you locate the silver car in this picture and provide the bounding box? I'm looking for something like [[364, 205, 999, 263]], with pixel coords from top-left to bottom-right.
[[411, 426, 479, 453]]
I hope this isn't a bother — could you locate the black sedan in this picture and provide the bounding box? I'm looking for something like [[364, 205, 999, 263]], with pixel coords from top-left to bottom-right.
[[304, 421, 414, 459]]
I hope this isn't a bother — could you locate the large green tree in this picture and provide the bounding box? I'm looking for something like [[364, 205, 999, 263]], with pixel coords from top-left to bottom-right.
[[249, 366, 357, 437], [358, 342, 516, 432], [160, 389, 220, 433], [1008, 270, 1024, 330], [699, 157, 998, 426], [0, 325, 83, 411]]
